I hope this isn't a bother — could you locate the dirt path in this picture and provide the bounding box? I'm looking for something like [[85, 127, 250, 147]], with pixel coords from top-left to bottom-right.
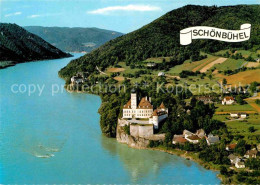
[[200, 57, 227, 73], [165, 74, 180, 80], [96, 66, 107, 75], [248, 102, 260, 113]]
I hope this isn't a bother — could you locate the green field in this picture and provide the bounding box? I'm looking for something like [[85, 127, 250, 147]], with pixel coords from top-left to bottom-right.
[[213, 114, 260, 144], [214, 49, 259, 60], [215, 103, 255, 112], [214, 58, 246, 71]]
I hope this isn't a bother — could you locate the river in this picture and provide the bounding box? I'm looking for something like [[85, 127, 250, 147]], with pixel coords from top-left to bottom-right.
[[0, 53, 220, 184]]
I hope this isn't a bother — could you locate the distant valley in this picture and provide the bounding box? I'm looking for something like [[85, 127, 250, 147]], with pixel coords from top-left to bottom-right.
[[0, 23, 71, 69], [24, 26, 124, 52]]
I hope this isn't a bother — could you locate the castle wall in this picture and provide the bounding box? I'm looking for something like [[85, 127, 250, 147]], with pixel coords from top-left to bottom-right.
[[130, 124, 153, 137]]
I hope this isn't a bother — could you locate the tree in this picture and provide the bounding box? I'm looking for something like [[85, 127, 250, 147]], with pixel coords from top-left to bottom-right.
[[236, 95, 245, 105], [220, 166, 228, 176], [234, 140, 247, 156], [248, 126, 255, 133], [223, 78, 227, 85]]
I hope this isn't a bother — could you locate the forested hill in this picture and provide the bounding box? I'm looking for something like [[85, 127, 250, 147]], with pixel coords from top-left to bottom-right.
[[24, 26, 124, 52], [0, 23, 71, 64], [59, 5, 260, 78]]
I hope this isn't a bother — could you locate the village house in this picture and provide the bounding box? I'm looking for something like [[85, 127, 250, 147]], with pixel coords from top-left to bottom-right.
[[172, 135, 187, 145], [71, 76, 84, 84], [183, 130, 194, 138], [244, 149, 258, 159], [147, 62, 157, 67], [122, 90, 168, 129], [196, 96, 214, 104], [206, 134, 220, 146], [230, 112, 247, 119], [222, 96, 235, 105], [240, 112, 247, 119], [228, 154, 241, 164], [230, 112, 239, 118], [186, 135, 200, 144], [235, 161, 245, 169], [226, 143, 237, 151], [196, 129, 206, 139], [158, 72, 165, 77]]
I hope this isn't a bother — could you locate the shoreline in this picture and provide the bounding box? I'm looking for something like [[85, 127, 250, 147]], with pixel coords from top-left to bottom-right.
[[117, 141, 224, 183], [63, 85, 225, 184], [0, 54, 72, 70]]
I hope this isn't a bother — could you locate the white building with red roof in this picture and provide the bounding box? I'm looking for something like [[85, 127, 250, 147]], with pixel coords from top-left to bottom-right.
[[122, 90, 168, 129], [222, 96, 235, 105]]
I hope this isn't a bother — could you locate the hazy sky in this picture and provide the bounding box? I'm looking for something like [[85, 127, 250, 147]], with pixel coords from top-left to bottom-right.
[[0, 0, 259, 33]]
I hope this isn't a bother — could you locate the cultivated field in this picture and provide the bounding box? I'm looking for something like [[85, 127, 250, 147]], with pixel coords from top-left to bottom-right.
[[191, 56, 218, 72], [246, 62, 260, 68], [223, 69, 260, 86], [107, 68, 125, 72], [200, 57, 227, 73]]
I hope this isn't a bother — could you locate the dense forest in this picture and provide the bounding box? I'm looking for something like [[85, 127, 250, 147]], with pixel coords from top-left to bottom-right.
[[25, 26, 123, 52], [0, 23, 71, 65], [59, 5, 260, 78]]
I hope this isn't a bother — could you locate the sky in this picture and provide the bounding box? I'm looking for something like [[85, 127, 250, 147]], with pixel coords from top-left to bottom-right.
[[0, 0, 259, 33]]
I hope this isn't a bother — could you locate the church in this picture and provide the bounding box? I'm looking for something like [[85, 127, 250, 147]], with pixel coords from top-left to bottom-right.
[[122, 90, 168, 129]]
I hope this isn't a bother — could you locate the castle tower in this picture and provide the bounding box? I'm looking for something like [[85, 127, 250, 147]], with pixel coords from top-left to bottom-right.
[[131, 89, 137, 109]]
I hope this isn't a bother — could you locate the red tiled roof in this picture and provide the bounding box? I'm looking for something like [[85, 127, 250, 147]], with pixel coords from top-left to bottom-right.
[[174, 137, 187, 143], [187, 135, 200, 140], [123, 100, 131, 109], [159, 102, 166, 109], [227, 143, 237, 150], [224, 96, 234, 101], [137, 97, 153, 109], [152, 110, 158, 116]]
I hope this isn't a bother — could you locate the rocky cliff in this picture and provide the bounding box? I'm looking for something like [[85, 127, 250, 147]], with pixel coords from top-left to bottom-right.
[[116, 119, 165, 149]]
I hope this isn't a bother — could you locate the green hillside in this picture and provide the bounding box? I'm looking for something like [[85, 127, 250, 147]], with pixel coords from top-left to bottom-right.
[[0, 23, 71, 68], [59, 5, 260, 78], [25, 26, 123, 52]]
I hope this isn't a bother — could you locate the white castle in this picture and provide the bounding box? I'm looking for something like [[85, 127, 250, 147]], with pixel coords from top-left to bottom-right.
[[122, 90, 168, 129]]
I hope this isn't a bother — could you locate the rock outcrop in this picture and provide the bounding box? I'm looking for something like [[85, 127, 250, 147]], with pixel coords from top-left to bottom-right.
[[116, 119, 165, 149]]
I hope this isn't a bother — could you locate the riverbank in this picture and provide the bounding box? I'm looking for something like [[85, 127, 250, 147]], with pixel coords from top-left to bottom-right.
[[0, 54, 72, 70]]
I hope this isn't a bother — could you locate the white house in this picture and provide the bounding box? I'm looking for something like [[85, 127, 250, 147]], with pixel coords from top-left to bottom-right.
[[183, 130, 194, 138], [222, 96, 235, 105], [230, 112, 247, 119], [240, 113, 247, 119], [158, 72, 165, 77], [228, 154, 240, 164], [147, 62, 156, 67], [230, 112, 239, 118], [122, 90, 168, 129], [244, 149, 258, 159], [235, 162, 245, 169], [186, 135, 200, 144], [196, 129, 206, 139], [71, 76, 84, 84]]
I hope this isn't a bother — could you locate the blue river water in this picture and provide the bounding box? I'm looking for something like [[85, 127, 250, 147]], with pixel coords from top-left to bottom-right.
[[0, 53, 220, 184]]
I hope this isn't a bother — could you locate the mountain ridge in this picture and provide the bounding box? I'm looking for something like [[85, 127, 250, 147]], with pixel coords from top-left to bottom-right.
[[58, 4, 260, 78], [0, 23, 71, 68], [24, 26, 124, 52]]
